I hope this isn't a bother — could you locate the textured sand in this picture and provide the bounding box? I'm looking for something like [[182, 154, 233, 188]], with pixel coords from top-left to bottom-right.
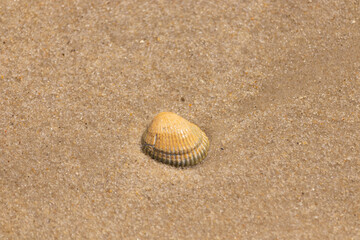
[[0, 0, 359, 239]]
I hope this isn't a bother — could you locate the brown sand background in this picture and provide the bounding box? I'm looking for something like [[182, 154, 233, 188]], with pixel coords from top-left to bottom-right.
[[1, 0, 360, 239]]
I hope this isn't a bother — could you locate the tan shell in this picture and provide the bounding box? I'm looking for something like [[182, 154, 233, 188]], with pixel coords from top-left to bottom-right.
[[142, 112, 209, 167]]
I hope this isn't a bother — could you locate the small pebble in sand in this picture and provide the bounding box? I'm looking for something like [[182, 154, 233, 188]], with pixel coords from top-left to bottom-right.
[[142, 112, 209, 167]]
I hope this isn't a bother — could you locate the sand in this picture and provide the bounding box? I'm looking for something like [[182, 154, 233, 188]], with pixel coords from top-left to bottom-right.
[[0, 0, 359, 239]]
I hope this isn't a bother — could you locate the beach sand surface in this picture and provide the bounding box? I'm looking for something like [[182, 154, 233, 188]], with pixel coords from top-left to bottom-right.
[[0, 0, 359, 239]]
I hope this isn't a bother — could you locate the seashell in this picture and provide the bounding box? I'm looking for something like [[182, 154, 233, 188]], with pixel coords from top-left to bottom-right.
[[142, 112, 209, 167]]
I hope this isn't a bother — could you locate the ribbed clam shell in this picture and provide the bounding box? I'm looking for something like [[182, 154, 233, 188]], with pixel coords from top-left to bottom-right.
[[142, 112, 209, 167]]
